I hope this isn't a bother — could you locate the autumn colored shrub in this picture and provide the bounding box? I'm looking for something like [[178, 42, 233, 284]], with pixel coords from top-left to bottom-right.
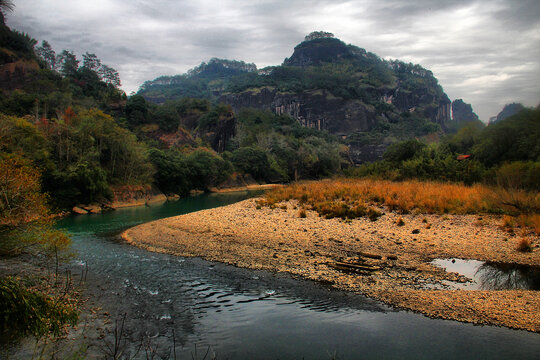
[[0, 155, 71, 256]]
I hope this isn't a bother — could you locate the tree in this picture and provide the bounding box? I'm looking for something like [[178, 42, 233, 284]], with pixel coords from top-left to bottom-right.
[[99, 64, 121, 88], [56, 50, 79, 77], [187, 149, 232, 190], [0, 154, 70, 255], [305, 31, 334, 41], [230, 146, 271, 181], [149, 148, 192, 196], [383, 139, 427, 163], [35, 40, 57, 70], [125, 94, 149, 125], [0, 0, 14, 25], [82, 52, 102, 72]]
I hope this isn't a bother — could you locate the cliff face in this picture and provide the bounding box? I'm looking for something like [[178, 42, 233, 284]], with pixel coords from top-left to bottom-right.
[[452, 99, 479, 123], [221, 87, 378, 135], [388, 87, 451, 126]]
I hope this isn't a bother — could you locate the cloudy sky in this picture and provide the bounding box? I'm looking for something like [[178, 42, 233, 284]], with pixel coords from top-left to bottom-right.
[[7, 0, 540, 121]]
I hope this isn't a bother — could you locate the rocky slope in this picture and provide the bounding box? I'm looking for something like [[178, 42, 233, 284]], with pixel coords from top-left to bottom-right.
[[139, 33, 461, 163], [452, 99, 479, 124]]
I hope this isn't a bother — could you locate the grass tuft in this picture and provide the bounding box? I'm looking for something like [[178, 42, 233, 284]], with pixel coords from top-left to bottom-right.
[[517, 238, 533, 252]]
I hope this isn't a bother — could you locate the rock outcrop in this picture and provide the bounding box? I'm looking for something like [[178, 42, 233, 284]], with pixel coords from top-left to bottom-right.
[[490, 103, 525, 124], [452, 99, 479, 123], [221, 87, 378, 135]]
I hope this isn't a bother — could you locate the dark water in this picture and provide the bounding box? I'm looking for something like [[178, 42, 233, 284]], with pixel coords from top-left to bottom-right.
[[51, 192, 539, 359], [433, 258, 540, 290]]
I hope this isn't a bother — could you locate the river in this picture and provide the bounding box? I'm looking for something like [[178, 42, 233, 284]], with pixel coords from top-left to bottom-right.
[[50, 191, 540, 359]]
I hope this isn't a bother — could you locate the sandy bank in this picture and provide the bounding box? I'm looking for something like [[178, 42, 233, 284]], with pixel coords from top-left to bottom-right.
[[209, 183, 282, 193], [122, 198, 540, 332]]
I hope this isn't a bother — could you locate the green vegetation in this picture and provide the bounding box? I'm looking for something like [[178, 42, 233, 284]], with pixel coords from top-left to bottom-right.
[[347, 109, 540, 191], [0, 154, 78, 344], [1, 23, 349, 208], [0, 277, 78, 342], [138, 58, 257, 102], [0, 155, 71, 256], [138, 37, 447, 134]]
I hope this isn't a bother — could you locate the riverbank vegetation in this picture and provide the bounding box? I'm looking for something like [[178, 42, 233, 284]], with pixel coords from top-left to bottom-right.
[[0, 276, 79, 343], [347, 109, 540, 191], [260, 179, 540, 235], [0, 154, 79, 345]]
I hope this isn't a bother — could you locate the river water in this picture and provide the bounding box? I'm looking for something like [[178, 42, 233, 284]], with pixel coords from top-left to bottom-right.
[[52, 192, 539, 359]]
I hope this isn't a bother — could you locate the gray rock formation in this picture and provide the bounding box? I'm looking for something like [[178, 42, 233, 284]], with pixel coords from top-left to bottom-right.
[[491, 103, 525, 123], [452, 99, 479, 123]]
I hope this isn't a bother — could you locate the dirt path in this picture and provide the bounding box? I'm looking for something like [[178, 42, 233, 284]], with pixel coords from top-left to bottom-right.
[[122, 198, 540, 332]]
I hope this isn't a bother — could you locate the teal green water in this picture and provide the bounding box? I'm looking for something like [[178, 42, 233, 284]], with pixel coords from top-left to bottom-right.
[[52, 192, 540, 359], [56, 191, 261, 236]]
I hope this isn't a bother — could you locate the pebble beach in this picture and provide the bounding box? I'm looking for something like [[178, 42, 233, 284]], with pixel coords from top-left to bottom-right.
[[122, 198, 540, 332]]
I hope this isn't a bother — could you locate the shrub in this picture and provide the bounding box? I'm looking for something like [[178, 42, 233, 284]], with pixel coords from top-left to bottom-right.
[[494, 161, 540, 191], [260, 179, 539, 233], [517, 238, 533, 253], [0, 277, 78, 341], [367, 208, 383, 221]]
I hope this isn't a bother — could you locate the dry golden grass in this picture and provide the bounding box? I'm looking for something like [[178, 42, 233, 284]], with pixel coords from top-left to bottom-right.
[[260, 178, 540, 226]]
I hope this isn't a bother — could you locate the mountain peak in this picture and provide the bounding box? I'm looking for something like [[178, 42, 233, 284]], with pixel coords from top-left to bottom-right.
[[283, 34, 352, 67], [304, 31, 335, 42]]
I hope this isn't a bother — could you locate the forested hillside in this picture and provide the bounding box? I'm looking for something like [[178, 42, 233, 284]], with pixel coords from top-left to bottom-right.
[[0, 24, 347, 210], [139, 32, 453, 162]]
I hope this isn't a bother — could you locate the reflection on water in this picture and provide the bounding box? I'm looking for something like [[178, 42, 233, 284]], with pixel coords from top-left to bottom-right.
[[11, 194, 538, 359], [479, 262, 540, 290], [432, 258, 540, 290]]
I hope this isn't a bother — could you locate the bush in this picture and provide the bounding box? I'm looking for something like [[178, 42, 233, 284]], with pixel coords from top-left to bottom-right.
[[0, 277, 78, 342], [230, 146, 271, 181], [493, 161, 540, 191], [383, 139, 427, 163], [517, 238, 533, 253]]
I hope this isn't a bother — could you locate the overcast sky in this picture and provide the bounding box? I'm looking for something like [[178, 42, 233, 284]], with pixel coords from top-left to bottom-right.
[[7, 0, 540, 121]]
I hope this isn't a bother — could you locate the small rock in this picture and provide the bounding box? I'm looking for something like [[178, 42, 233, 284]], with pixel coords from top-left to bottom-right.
[[72, 206, 88, 215], [412, 229, 420, 234]]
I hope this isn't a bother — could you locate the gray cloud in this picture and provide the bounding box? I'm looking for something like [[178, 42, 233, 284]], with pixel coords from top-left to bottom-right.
[[6, 0, 540, 120]]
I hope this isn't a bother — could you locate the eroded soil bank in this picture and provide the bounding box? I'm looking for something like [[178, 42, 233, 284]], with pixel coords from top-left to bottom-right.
[[122, 198, 540, 332]]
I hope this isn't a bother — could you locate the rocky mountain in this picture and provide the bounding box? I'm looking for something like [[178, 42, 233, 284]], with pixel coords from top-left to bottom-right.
[[489, 103, 525, 124], [138, 32, 456, 163], [452, 99, 479, 123]]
